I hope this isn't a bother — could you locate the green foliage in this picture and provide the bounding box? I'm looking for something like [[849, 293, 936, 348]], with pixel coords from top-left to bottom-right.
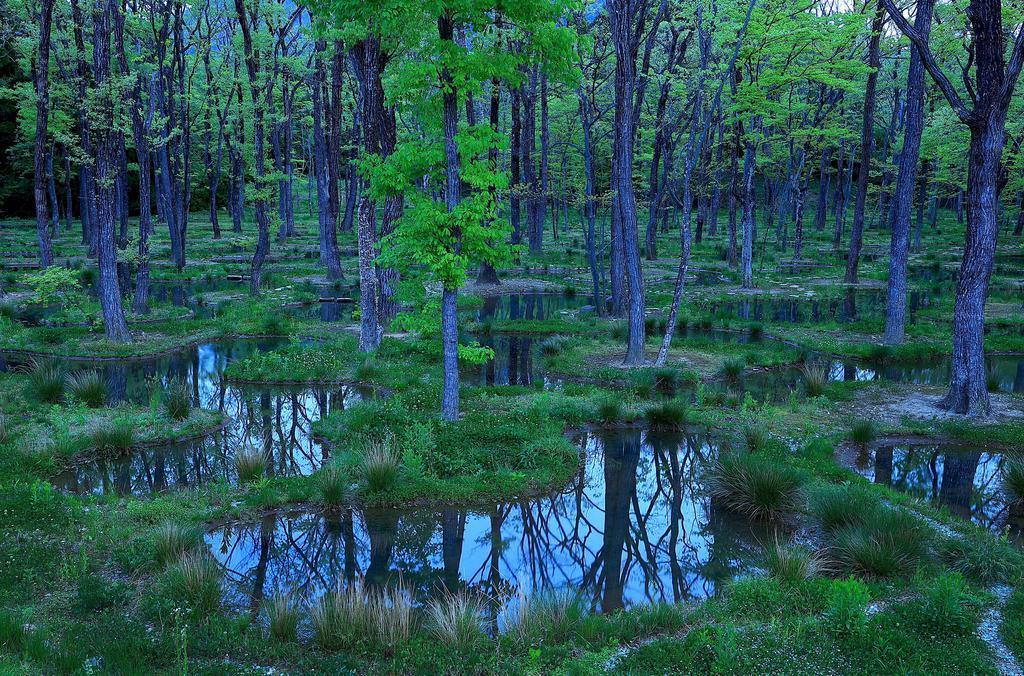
[[1004, 460, 1024, 503], [158, 553, 221, 620], [801, 362, 829, 397], [318, 464, 352, 507], [849, 420, 876, 446], [25, 267, 83, 307], [823, 577, 871, 639], [359, 438, 401, 493], [764, 540, 829, 582], [501, 590, 586, 648]]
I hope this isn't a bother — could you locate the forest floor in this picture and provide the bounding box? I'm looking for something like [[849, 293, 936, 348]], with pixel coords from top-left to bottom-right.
[[0, 209, 1022, 674]]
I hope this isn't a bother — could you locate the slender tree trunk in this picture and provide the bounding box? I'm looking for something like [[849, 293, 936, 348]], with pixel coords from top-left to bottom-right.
[[33, 0, 56, 269], [609, 0, 649, 365], [234, 0, 271, 295], [92, 0, 130, 342], [740, 139, 756, 289], [438, 12, 463, 420], [313, 44, 344, 281], [884, 0, 935, 343]]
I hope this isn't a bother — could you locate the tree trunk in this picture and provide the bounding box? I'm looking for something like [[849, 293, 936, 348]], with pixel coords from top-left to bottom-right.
[[33, 0, 56, 269], [845, 2, 885, 283], [438, 12, 463, 421], [740, 139, 756, 289], [92, 0, 131, 343], [609, 0, 649, 366], [884, 0, 935, 344], [313, 44, 344, 281]]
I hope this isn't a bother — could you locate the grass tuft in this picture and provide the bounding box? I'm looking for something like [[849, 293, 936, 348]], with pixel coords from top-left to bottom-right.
[[66, 370, 107, 408], [426, 591, 487, 654], [849, 420, 876, 446], [801, 363, 829, 397], [235, 446, 267, 484], [643, 399, 688, 429], [153, 522, 199, 568], [721, 358, 745, 380], [501, 589, 586, 647], [162, 379, 192, 421], [831, 508, 929, 578], [764, 539, 830, 582], [359, 438, 401, 493], [1004, 460, 1024, 503], [318, 464, 351, 507], [311, 582, 369, 650], [706, 454, 805, 520], [163, 552, 221, 619], [265, 592, 299, 642], [26, 359, 66, 404], [91, 420, 135, 452]]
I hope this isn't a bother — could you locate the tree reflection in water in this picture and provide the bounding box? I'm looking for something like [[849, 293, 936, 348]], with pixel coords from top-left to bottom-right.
[[206, 428, 775, 615], [49, 340, 374, 494], [850, 443, 1019, 541]]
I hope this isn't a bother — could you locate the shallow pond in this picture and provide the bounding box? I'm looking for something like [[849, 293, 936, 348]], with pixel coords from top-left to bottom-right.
[[205, 428, 773, 614], [475, 292, 589, 323], [705, 289, 936, 325], [0, 340, 374, 494], [839, 440, 1023, 543]]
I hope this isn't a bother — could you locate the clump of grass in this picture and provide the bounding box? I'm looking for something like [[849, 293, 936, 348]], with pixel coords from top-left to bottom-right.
[[91, 420, 135, 452], [705, 454, 805, 521], [153, 522, 198, 568], [764, 539, 830, 582], [596, 396, 623, 424], [318, 465, 352, 507], [235, 446, 267, 484], [355, 359, 379, 381], [162, 379, 191, 421], [849, 420, 876, 446], [742, 425, 768, 453], [539, 335, 569, 357], [643, 399, 688, 430], [311, 583, 370, 650], [360, 438, 401, 493], [66, 370, 107, 408], [0, 414, 8, 445], [801, 363, 829, 397], [652, 367, 680, 394], [163, 553, 221, 619], [26, 359, 65, 403], [936, 536, 1018, 586], [807, 483, 878, 532], [266, 592, 299, 642], [501, 589, 586, 647], [1003, 460, 1024, 504], [720, 358, 745, 381], [831, 507, 929, 577], [367, 585, 415, 647], [427, 591, 487, 654]]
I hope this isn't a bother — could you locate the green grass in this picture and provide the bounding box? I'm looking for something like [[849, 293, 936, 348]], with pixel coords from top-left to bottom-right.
[[66, 370, 107, 407], [705, 453, 806, 521]]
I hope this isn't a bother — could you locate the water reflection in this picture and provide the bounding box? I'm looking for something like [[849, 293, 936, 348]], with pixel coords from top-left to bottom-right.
[[205, 428, 773, 614], [2, 340, 374, 494], [846, 442, 1021, 542], [475, 292, 586, 323]]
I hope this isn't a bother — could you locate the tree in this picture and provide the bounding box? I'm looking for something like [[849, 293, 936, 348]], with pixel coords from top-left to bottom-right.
[[32, 0, 56, 269], [881, 0, 1024, 414]]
